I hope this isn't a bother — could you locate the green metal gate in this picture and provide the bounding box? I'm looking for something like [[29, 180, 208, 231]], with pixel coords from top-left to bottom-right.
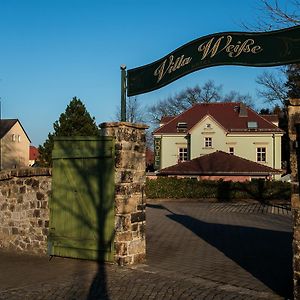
[[48, 136, 115, 261]]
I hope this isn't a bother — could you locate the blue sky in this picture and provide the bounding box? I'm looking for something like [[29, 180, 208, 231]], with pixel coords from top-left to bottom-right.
[[0, 0, 286, 146]]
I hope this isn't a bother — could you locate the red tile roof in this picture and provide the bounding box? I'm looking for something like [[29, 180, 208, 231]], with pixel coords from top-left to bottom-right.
[[158, 151, 281, 176], [260, 114, 279, 124], [29, 146, 39, 160], [0, 119, 18, 138], [0, 119, 31, 142], [154, 103, 283, 134], [160, 116, 176, 124]]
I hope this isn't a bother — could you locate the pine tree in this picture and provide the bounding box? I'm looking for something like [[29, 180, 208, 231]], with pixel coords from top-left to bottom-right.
[[38, 97, 100, 166]]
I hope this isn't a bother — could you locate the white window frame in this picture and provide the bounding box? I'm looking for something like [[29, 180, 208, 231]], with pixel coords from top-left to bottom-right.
[[257, 147, 266, 162], [178, 147, 188, 162], [204, 137, 212, 148], [12, 134, 16, 142], [229, 147, 234, 155], [18, 135, 21, 142]]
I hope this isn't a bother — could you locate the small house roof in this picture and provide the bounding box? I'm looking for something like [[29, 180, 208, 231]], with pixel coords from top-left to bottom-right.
[[0, 119, 18, 138], [0, 119, 31, 142], [158, 151, 281, 176]]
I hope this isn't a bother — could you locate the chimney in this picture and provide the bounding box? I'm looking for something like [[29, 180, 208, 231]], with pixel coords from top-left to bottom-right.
[[239, 103, 248, 117]]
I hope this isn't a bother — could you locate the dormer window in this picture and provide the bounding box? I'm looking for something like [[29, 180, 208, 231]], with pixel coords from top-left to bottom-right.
[[247, 121, 258, 130], [177, 122, 187, 133]]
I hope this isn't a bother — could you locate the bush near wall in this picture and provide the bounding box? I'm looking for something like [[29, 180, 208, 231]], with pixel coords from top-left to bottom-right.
[[145, 177, 291, 202]]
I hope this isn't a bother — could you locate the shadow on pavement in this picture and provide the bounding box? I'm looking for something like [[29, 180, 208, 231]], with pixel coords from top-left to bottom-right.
[[86, 264, 109, 299], [147, 203, 293, 298]]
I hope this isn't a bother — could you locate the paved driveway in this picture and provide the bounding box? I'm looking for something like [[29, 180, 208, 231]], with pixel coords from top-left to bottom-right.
[[0, 201, 293, 299], [145, 201, 293, 299]]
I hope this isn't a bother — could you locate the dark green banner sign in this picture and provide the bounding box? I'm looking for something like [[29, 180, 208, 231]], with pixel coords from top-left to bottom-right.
[[127, 26, 300, 96]]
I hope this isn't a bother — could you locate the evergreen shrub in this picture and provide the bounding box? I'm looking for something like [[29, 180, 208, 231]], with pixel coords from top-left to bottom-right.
[[145, 177, 291, 201]]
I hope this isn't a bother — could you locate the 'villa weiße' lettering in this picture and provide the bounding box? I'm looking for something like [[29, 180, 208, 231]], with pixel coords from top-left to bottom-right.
[[154, 35, 263, 83], [154, 54, 192, 83], [198, 35, 263, 59]]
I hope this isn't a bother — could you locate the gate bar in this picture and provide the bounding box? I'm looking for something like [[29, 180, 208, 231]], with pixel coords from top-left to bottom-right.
[[120, 65, 127, 122]]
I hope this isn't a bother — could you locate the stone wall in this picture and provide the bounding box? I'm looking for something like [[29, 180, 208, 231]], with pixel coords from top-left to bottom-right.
[[0, 122, 147, 266], [100, 122, 148, 265], [0, 168, 51, 254]]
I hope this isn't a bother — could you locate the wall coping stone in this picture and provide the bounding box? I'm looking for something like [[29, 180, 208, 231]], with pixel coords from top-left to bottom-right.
[[100, 122, 149, 130], [0, 168, 51, 181], [288, 98, 300, 106]]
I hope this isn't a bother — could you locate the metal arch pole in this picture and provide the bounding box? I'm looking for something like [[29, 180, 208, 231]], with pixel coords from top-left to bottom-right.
[[120, 65, 127, 122], [0, 99, 2, 170]]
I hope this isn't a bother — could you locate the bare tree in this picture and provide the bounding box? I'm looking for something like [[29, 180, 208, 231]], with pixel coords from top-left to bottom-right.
[[114, 97, 154, 149], [242, 0, 300, 30], [148, 81, 222, 125], [199, 80, 223, 103], [147, 81, 254, 125], [256, 70, 288, 106], [114, 96, 146, 123], [222, 91, 255, 108]]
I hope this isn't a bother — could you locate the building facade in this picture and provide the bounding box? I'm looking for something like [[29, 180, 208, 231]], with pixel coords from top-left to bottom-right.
[[0, 119, 31, 169], [153, 103, 283, 179]]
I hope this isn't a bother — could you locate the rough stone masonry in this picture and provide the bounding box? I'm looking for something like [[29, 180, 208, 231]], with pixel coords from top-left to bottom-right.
[[0, 168, 51, 254]]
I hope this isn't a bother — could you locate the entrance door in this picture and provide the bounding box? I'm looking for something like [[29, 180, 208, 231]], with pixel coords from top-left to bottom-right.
[[48, 136, 115, 261]]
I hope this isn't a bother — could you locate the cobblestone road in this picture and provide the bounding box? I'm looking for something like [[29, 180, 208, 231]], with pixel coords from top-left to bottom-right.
[[0, 202, 293, 299]]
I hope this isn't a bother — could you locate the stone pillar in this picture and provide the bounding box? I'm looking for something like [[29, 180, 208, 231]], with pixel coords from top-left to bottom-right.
[[287, 98, 300, 182], [287, 99, 300, 298], [100, 122, 148, 265]]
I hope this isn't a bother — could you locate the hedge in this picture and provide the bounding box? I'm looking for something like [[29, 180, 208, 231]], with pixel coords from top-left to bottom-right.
[[145, 177, 291, 201]]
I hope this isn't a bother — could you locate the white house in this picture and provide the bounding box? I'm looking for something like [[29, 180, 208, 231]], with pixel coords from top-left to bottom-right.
[[153, 102, 284, 179]]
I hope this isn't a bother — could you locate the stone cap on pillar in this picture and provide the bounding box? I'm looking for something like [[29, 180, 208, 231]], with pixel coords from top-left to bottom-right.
[[99, 122, 149, 130], [99, 122, 149, 142], [287, 98, 300, 106]]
